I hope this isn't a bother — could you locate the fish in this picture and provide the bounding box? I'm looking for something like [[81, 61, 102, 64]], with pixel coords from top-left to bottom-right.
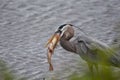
[[46, 33, 60, 71]]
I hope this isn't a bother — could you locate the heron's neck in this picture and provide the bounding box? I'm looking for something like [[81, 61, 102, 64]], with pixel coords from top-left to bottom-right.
[[60, 37, 76, 53]]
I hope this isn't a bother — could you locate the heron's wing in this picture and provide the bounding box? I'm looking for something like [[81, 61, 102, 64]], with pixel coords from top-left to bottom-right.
[[75, 36, 102, 63], [76, 35, 114, 61], [76, 35, 120, 66], [76, 35, 110, 52]]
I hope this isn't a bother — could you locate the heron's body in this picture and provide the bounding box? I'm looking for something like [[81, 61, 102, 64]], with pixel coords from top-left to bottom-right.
[[48, 24, 120, 71], [60, 33, 120, 67]]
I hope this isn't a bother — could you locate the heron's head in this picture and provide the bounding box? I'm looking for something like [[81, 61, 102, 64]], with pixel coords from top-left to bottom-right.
[[55, 24, 74, 40], [46, 24, 74, 47]]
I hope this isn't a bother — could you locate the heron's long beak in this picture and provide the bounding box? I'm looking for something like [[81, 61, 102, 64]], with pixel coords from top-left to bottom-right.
[[45, 30, 61, 48]]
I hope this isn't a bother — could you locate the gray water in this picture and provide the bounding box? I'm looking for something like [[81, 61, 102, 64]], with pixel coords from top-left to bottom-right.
[[0, 0, 120, 80]]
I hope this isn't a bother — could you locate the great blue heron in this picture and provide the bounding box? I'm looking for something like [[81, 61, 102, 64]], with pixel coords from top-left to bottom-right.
[[50, 24, 120, 72]]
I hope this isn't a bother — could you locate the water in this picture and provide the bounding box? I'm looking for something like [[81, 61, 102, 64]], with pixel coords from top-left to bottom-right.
[[0, 0, 120, 80]]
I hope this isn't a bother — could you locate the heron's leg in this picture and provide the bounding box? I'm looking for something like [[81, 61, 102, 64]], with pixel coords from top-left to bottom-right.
[[94, 64, 98, 73], [87, 62, 93, 73], [87, 62, 94, 80], [94, 64, 99, 78]]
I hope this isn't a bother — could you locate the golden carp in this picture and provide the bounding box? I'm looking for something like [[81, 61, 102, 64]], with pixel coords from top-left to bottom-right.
[[46, 33, 60, 71]]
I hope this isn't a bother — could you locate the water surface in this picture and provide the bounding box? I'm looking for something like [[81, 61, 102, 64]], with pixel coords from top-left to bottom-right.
[[0, 0, 120, 80]]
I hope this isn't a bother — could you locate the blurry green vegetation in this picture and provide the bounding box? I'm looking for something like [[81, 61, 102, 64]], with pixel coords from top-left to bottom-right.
[[0, 60, 26, 80], [69, 66, 120, 80], [69, 47, 120, 80], [0, 60, 15, 80]]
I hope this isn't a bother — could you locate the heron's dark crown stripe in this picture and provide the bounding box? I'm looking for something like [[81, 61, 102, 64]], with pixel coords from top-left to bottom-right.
[[59, 24, 67, 29], [59, 24, 73, 30]]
